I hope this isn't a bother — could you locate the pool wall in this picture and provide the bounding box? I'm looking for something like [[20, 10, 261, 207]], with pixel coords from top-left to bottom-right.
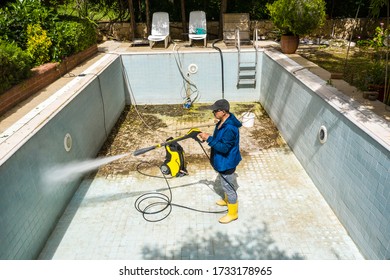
[[0, 55, 126, 259], [0, 49, 260, 260], [1, 47, 389, 259], [121, 49, 260, 104], [260, 49, 390, 259]]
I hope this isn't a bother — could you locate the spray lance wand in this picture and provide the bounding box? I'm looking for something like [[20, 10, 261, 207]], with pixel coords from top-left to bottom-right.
[[133, 128, 203, 156]]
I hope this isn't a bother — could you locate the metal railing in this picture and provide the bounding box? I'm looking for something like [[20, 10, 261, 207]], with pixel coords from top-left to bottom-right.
[[235, 28, 258, 88], [235, 29, 241, 85], [253, 28, 258, 65]]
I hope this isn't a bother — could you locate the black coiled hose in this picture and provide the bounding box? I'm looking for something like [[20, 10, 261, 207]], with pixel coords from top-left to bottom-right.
[[133, 141, 238, 223]]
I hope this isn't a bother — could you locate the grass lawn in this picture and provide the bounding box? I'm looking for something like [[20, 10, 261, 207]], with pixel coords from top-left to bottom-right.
[[297, 45, 390, 104], [296, 45, 390, 104]]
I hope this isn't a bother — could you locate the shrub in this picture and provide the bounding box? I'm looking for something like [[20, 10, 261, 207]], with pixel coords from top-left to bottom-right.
[[352, 60, 387, 91], [26, 24, 52, 66], [267, 0, 326, 36], [0, 1, 96, 63], [0, 0, 57, 50], [357, 25, 389, 48], [0, 1, 97, 96], [50, 18, 97, 61], [0, 40, 33, 95]]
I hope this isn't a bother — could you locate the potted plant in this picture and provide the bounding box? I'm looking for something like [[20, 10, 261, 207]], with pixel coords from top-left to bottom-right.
[[266, 0, 326, 54], [355, 60, 387, 102]]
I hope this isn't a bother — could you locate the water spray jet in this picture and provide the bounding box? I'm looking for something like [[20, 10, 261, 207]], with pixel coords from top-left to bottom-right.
[[43, 153, 131, 184]]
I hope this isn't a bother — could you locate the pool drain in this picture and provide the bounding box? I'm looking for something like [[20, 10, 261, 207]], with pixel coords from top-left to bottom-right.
[[318, 125, 328, 144], [188, 64, 198, 74], [64, 133, 72, 152]]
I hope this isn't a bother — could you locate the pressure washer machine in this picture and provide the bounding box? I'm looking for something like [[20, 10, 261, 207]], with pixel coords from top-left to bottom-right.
[[133, 128, 203, 177], [160, 137, 188, 177]]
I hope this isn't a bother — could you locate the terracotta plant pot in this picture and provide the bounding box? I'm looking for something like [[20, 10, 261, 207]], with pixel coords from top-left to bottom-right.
[[280, 35, 299, 54], [363, 91, 378, 101], [368, 85, 385, 102]]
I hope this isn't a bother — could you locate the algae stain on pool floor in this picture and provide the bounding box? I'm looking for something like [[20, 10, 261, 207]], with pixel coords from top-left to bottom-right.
[[96, 102, 286, 177]]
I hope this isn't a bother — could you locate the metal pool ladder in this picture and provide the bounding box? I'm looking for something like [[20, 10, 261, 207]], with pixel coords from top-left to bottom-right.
[[235, 29, 258, 89]]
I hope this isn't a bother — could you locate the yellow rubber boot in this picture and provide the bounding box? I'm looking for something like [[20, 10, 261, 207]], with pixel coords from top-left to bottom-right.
[[218, 202, 238, 224], [216, 193, 228, 206]]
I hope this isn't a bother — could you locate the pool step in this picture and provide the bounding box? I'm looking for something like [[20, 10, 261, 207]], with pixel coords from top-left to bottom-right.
[[237, 63, 256, 89]]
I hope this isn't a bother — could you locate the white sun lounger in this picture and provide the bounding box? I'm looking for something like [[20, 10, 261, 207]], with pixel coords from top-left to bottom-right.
[[148, 12, 170, 48], [188, 11, 207, 47]]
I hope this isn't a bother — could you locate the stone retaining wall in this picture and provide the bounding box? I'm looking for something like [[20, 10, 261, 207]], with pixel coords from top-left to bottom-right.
[[98, 18, 386, 41]]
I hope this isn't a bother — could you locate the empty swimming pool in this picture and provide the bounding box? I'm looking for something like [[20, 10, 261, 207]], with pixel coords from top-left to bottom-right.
[[0, 41, 389, 260], [37, 102, 363, 259]]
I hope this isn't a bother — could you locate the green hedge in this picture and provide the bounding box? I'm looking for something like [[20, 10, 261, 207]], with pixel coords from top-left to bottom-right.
[[0, 40, 33, 95], [51, 18, 97, 61], [0, 1, 97, 95]]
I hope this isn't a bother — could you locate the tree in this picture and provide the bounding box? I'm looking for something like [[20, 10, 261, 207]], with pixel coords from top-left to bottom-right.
[[369, 0, 388, 16], [181, 0, 186, 39], [219, 0, 228, 39], [127, 0, 136, 40], [145, 0, 150, 36], [369, 0, 390, 105], [0, 0, 16, 8]]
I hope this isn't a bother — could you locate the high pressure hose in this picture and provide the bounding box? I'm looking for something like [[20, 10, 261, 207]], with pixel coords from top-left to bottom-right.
[[172, 42, 200, 108], [134, 159, 227, 223], [212, 39, 224, 99], [133, 139, 237, 223]]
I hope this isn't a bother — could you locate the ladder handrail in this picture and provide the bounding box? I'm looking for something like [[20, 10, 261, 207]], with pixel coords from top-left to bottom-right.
[[253, 28, 259, 45], [236, 28, 258, 89], [253, 28, 258, 67], [235, 28, 241, 51], [235, 29, 241, 85]]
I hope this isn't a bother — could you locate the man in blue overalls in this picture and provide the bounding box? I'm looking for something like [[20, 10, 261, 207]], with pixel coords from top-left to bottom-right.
[[199, 99, 242, 224]]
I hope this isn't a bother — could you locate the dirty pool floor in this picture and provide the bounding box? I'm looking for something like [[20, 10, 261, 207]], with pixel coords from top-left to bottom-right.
[[39, 102, 364, 260]]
